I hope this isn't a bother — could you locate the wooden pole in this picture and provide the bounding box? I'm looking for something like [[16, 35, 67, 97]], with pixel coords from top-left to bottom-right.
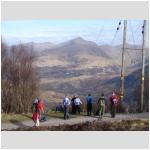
[[120, 20, 127, 100], [140, 20, 146, 112]]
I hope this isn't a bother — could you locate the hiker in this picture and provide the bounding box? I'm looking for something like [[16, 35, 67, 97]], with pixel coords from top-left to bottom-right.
[[37, 99, 44, 120], [63, 96, 71, 120], [31, 97, 39, 111], [86, 94, 93, 116], [97, 93, 106, 118], [32, 103, 40, 127], [109, 91, 118, 118], [71, 96, 76, 114], [55, 102, 63, 112], [74, 96, 82, 114]]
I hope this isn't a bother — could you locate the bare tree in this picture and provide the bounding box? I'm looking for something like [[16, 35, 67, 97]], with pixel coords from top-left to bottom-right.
[[1, 41, 39, 113]]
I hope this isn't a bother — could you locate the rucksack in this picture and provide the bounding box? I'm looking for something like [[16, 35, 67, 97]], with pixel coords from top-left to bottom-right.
[[40, 116, 49, 122], [63, 98, 70, 106], [113, 99, 118, 106], [31, 102, 38, 110], [98, 97, 105, 106]]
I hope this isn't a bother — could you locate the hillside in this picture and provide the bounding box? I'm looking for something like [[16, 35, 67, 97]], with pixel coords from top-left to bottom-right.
[[34, 37, 148, 71], [103, 64, 149, 111], [35, 37, 120, 69], [22, 37, 149, 112]]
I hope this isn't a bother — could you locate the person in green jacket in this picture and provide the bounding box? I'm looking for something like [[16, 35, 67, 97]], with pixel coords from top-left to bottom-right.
[[97, 93, 106, 118]]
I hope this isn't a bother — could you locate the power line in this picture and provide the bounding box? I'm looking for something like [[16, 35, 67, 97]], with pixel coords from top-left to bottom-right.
[[129, 21, 137, 49], [95, 21, 106, 44], [133, 22, 143, 48], [110, 20, 122, 45], [129, 21, 142, 65]]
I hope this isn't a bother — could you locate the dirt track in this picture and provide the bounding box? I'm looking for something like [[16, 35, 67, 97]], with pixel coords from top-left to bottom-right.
[[1, 112, 149, 130]]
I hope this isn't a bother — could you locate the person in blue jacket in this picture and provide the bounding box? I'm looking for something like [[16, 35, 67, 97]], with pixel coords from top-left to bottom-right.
[[86, 94, 93, 116]]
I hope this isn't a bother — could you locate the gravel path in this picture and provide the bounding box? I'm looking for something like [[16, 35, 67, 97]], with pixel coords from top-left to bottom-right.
[[1, 113, 149, 130]]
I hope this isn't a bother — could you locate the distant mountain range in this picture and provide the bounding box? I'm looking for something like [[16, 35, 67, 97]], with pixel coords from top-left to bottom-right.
[[30, 37, 148, 72]]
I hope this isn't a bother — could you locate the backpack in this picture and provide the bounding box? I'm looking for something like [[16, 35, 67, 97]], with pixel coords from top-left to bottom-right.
[[31, 102, 38, 111], [63, 98, 70, 106], [112, 98, 118, 106], [40, 116, 49, 122], [98, 97, 105, 106]]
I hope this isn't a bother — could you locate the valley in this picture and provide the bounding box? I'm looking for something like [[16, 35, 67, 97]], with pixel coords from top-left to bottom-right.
[[24, 37, 149, 111]]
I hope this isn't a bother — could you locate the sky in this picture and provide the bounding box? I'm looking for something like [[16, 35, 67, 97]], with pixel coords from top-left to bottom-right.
[[1, 20, 149, 46]]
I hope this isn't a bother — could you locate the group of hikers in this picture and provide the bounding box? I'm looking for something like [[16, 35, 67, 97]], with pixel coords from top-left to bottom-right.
[[31, 91, 120, 127], [62, 91, 119, 120]]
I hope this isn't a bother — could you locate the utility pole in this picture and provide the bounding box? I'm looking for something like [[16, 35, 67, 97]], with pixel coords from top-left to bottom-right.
[[140, 20, 146, 112], [120, 20, 127, 100]]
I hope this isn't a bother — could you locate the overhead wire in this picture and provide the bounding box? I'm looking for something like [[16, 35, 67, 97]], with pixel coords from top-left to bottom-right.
[[110, 20, 122, 46], [94, 20, 142, 76], [109, 20, 124, 74], [94, 20, 122, 75], [127, 21, 136, 64], [125, 21, 143, 77], [95, 21, 106, 44]]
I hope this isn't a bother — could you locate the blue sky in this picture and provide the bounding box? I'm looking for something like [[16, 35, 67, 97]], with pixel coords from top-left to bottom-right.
[[1, 20, 149, 46]]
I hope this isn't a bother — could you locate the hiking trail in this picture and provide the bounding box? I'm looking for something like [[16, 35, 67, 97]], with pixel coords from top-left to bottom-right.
[[1, 112, 148, 130]]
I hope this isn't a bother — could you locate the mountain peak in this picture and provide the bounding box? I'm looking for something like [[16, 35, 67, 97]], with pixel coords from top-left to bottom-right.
[[70, 37, 86, 43], [69, 37, 97, 46], [73, 37, 85, 41]]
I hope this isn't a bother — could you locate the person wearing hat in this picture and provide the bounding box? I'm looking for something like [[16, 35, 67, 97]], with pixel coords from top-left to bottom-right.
[[97, 93, 106, 118]]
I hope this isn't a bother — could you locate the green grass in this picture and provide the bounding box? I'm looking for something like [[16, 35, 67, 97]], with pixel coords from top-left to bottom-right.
[[1, 113, 33, 123], [1, 110, 85, 123], [1, 111, 60, 123]]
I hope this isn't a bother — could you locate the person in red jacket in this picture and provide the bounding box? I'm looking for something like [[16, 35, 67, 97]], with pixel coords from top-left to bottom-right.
[[37, 99, 44, 120], [109, 91, 118, 118], [32, 105, 40, 127]]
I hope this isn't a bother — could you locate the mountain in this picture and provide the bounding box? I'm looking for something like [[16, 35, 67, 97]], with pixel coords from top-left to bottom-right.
[[99, 44, 149, 70], [39, 37, 113, 68], [35, 37, 148, 71], [30, 37, 149, 112]]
